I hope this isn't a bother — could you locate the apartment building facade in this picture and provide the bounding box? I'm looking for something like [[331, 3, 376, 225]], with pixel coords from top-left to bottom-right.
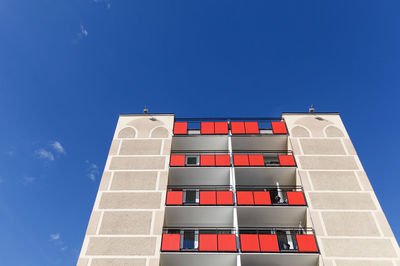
[[77, 113, 400, 266]]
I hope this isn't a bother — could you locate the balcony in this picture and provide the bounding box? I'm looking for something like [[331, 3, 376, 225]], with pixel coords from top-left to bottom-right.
[[171, 118, 288, 152], [169, 151, 296, 167], [173, 118, 288, 136], [165, 186, 306, 206], [161, 227, 318, 254], [236, 186, 306, 206], [166, 186, 234, 206], [161, 227, 238, 252], [238, 227, 318, 253]]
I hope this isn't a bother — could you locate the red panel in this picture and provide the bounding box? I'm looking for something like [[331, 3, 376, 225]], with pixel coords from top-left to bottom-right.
[[259, 234, 279, 252], [201, 122, 214, 134], [253, 191, 271, 205], [237, 191, 254, 205], [287, 191, 306, 205], [231, 122, 245, 134], [170, 155, 185, 166], [296, 235, 318, 252], [161, 234, 180, 251], [200, 155, 215, 166], [233, 154, 249, 166], [218, 234, 237, 251], [200, 191, 216, 205], [245, 122, 259, 134], [166, 191, 183, 205], [217, 191, 234, 205], [215, 122, 229, 134], [215, 154, 231, 166], [278, 155, 296, 166], [271, 121, 288, 134], [199, 234, 217, 251], [240, 234, 260, 252], [249, 155, 265, 166], [173, 122, 187, 135]]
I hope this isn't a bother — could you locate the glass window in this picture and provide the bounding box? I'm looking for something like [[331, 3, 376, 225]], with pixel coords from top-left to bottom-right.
[[186, 156, 199, 166], [184, 190, 197, 204], [183, 230, 196, 250]]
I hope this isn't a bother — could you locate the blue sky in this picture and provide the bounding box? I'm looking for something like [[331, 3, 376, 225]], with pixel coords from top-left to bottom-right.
[[1, 0, 400, 265]]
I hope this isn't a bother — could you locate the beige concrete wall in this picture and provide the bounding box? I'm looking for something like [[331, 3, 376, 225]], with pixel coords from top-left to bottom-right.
[[284, 113, 400, 266], [77, 114, 174, 266]]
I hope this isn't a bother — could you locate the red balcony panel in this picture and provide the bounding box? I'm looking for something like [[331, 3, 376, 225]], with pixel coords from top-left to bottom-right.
[[240, 234, 260, 252], [237, 191, 254, 205], [166, 191, 183, 205], [217, 191, 234, 205], [287, 191, 306, 205], [296, 235, 318, 252], [201, 122, 214, 135], [259, 234, 279, 252], [215, 154, 231, 166], [215, 122, 229, 134], [278, 155, 296, 166], [271, 121, 287, 134], [161, 234, 180, 251], [245, 122, 259, 134], [200, 155, 215, 166], [249, 155, 265, 166], [174, 122, 187, 135], [200, 191, 217, 205], [231, 122, 245, 134], [218, 234, 237, 251], [199, 234, 218, 251], [234, 154, 249, 166], [253, 191, 271, 205], [170, 155, 185, 166]]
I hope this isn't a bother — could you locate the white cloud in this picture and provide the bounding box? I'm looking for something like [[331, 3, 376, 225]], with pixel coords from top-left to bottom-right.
[[60, 246, 68, 251], [85, 160, 99, 181], [50, 233, 60, 241], [93, 0, 111, 9], [35, 148, 54, 161], [51, 141, 65, 154], [79, 24, 88, 38], [22, 176, 35, 185]]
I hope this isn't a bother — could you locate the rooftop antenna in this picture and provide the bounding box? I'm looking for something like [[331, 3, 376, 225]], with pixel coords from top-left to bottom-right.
[[143, 106, 149, 114], [309, 104, 315, 113]]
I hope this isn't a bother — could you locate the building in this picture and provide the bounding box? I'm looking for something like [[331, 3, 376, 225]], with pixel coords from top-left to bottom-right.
[[77, 113, 400, 266]]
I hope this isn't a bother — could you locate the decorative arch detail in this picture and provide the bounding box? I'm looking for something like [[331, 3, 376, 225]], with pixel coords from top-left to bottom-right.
[[118, 127, 137, 138]]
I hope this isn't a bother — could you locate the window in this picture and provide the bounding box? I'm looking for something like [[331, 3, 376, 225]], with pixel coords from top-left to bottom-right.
[[264, 154, 279, 165], [184, 190, 198, 204], [186, 155, 199, 166], [182, 230, 198, 250], [276, 230, 295, 251]]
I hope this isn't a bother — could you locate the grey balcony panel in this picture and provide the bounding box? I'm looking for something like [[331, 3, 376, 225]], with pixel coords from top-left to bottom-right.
[[165, 206, 234, 227], [237, 207, 307, 227], [161, 253, 237, 266], [235, 168, 296, 186], [241, 253, 319, 266], [168, 168, 230, 186], [172, 136, 229, 151], [231, 135, 288, 151]]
